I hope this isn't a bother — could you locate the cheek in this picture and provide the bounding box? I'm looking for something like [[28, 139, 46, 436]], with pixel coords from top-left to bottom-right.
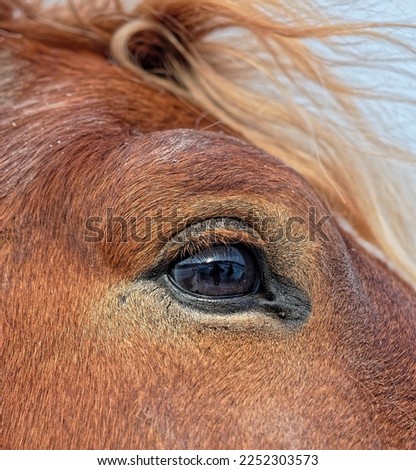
[[48, 275, 377, 449], [80, 258, 371, 449]]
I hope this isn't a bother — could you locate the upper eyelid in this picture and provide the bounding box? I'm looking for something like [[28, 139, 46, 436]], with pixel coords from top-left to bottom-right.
[[177, 228, 264, 257], [167, 219, 264, 259], [142, 218, 265, 278]]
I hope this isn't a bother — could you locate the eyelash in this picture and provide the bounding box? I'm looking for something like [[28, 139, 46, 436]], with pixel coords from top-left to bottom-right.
[[160, 220, 265, 268]]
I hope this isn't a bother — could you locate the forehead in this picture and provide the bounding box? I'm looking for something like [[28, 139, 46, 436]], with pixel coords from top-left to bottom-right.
[[106, 129, 317, 207], [2, 37, 323, 223], [1, 37, 220, 133]]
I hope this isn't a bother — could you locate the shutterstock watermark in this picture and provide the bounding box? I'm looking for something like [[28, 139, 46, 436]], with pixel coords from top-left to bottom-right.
[[83, 207, 332, 244]]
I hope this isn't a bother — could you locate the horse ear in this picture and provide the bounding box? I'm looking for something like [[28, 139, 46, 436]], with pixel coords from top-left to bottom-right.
[[110, 17, 191, 95], [110, 1, 200, 98]]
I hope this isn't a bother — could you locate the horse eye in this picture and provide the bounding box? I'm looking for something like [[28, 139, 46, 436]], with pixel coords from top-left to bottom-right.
[[168, 245, 260, 298]]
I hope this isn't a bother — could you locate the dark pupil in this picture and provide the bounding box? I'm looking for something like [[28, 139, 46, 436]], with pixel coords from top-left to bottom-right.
[[169, 245, 259, 297]]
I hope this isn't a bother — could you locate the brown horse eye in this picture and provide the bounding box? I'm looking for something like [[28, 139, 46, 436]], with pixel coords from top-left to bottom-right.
[[169, 245, 260, 298]]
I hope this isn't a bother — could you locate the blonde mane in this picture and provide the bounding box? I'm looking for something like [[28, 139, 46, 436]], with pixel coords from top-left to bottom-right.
[[2, 0, 415, 285]]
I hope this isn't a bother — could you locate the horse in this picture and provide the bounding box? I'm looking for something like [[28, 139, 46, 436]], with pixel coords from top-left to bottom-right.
[[1, 0, 415, 449]]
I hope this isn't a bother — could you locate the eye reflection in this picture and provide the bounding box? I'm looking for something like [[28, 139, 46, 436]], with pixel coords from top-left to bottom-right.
[[169, 245, 260, 298]]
